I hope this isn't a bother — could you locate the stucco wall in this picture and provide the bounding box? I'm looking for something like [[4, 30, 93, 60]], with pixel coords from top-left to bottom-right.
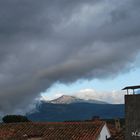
[[97, 123, 111, 140]]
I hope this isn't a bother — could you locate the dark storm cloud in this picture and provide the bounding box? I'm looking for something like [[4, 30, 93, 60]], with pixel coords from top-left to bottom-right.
[[0, 0, 140, 114]]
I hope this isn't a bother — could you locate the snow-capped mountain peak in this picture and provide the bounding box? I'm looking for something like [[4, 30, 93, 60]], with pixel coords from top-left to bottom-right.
[[47, 95, 108, 104]]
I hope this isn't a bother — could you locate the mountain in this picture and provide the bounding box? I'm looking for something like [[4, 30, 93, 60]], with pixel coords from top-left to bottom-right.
[[47, 95, 108, 104], [27, 96, 124, 122]]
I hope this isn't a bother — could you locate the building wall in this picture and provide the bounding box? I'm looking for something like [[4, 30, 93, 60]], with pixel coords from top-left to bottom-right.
[[97, 124, 111, 140], [125, 94, 140, 140]]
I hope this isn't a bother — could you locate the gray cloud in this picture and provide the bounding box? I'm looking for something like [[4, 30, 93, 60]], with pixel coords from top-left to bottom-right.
[[0, 0, 140, 114]]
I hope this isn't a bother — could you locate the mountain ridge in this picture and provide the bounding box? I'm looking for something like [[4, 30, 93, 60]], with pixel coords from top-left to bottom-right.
[[26, 95, 124, 122], [27, 102, 124, 122], [47, 95, 108, 104]]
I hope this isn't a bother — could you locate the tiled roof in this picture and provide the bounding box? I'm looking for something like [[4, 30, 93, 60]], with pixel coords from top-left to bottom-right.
[[0, 121, 105, 140], [107, 131, 124, 140], [107, 124, 117, 136], [112, 131, 124, 140], [107, 124, 124, 140]]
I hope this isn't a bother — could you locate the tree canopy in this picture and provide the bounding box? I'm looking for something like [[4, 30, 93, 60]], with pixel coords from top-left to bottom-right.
[[2, 115, 30, 123]]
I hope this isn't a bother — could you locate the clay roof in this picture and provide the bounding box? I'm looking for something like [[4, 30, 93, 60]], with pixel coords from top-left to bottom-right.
[[0, 121, 105, 140], [112, 131, 124, 140], [107, 124, 117, 136], [107, 124, 124, 140], [108, 131, 124, 140]]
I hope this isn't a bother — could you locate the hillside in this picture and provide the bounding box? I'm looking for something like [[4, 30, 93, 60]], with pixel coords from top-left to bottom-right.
[[27, 96, 124, 122]]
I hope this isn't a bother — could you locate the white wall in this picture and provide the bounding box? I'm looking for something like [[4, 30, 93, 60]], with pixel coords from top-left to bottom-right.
[[97, 123, 111, 140]]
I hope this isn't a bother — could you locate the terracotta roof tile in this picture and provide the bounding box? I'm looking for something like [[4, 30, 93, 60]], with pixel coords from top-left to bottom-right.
[[0, 121, 105, 140], [107, 124, 124, 140]]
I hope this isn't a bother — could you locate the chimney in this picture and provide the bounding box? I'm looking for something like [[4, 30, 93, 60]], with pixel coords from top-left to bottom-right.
[[115, 118, 121, 132]]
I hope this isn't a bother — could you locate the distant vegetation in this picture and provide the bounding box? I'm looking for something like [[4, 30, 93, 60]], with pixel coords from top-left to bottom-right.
[[27, 102, 124, 122], [2, 115, 30, 123]]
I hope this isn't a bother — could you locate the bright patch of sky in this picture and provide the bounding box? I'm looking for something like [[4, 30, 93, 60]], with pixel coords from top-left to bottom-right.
[[41, 64, 140, 103]]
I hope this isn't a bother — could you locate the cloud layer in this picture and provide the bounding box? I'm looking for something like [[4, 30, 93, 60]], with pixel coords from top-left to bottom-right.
[[75, 89, 125, 104], [41, 88, 125, 104], [0, 0, 140, 114]]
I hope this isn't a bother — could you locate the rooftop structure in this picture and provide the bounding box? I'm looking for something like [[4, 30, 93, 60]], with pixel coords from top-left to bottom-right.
[[0, 121, 111, 140], [125, 94, 140, 140], [122, 85, 140, 94]]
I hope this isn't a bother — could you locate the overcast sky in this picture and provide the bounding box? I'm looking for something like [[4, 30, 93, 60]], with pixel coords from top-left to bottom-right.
[[0, 0, 140, 114]]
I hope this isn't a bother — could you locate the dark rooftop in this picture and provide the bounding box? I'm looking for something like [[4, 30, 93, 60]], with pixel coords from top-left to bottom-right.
[[122, 85, 140, 90]]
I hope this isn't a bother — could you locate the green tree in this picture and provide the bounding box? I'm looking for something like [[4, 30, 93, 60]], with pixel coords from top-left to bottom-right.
[[2, 115, 30, 123]]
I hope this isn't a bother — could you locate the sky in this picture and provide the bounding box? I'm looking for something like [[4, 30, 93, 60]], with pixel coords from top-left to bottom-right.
[[0, 0, 140, 115], [41, 66, 140, 104]]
